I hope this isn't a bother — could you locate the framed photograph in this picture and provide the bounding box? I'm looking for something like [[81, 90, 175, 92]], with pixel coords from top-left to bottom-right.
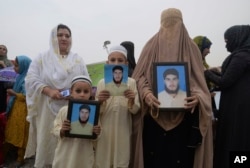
[[104, 64, 128, 96], [153, 62, 191, 111], [65, 99, 100, 139]]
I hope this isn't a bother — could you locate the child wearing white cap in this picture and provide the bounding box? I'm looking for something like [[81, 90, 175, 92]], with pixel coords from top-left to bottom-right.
[[94, 45, 140, 168], [52, 75, 101, 168]]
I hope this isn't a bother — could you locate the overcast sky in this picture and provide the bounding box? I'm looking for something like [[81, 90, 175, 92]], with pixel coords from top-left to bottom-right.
[[1, 0, 249, 66]]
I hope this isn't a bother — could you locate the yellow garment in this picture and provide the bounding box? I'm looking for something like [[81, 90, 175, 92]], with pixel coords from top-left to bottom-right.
[[5, 93, 29, 148]]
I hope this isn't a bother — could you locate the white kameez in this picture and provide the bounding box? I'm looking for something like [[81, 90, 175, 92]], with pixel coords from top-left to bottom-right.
[[24, 26, 89, 168], [52, 106, 94, 168], [95, 78, 140, 168]]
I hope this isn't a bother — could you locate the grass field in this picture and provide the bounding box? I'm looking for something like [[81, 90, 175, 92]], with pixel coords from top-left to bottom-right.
[[87, 61, 105, 86]]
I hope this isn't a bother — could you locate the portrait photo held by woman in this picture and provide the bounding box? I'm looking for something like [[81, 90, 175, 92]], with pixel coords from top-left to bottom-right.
[[24, 24, 89, 168], [204, 24, 250, 168], [131, 8, 213, 168]]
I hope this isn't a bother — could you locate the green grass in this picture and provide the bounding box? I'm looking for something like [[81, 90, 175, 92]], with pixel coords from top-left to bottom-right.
[[87, 61, 105, 86]]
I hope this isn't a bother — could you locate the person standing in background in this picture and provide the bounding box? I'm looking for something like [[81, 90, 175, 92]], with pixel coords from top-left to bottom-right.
[[0, 45, 13, 113], [4, 55, 31, 167], [120, 41, 136, 77], [205, 24, 250, 168], [193, 36, 219, 143], [24, 24, 89, 168], [131, 8, 213, 168]]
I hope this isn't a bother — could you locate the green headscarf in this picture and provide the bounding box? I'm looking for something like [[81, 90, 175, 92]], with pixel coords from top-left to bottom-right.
[[193, 36, 212, 54]]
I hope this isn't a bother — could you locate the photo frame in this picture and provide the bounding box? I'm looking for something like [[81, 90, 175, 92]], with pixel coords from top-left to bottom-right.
[[65, 99, 100, 139], [104, 64, 128, 96], [153, 62, 191, 111]]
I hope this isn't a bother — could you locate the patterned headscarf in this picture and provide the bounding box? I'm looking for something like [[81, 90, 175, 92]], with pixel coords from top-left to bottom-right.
[[224, 25, 250, 53]]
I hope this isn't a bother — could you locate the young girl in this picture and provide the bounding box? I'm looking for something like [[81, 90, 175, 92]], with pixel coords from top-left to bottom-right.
[[4, 55, 32, 167], [95, 45, 140, 168], [52, 75, 101, 168]]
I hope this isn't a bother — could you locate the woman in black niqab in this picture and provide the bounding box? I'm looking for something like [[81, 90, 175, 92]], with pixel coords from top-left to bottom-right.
[[205, 25, 250, 168], [120, 41, 136, 77]]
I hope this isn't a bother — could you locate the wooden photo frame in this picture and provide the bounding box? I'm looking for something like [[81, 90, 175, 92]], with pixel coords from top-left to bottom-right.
[[65, 99, 100, 139], [153, 62, 190, 111]]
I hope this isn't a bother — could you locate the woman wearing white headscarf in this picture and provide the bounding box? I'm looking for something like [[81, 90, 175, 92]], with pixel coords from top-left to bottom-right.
[[24, 24, 89, 168]]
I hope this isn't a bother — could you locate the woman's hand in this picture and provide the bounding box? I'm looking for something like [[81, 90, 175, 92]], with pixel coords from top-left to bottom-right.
[[144, 92, 160, 108], [97, 90, 110, 103], [184, 95, 199, 113], [43, 86, 63, 100]]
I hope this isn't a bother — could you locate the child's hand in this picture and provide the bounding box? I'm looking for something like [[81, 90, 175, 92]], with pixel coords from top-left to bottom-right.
[[60, 120, 71, 137], [93, 125, 101, 135], [124, 89, 135, 100], [6, 89, 16, 96], [97, 90, 110, 103]]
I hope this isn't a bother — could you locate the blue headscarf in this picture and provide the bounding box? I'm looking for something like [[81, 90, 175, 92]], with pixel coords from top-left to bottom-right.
[[6, 55, 32, 114]]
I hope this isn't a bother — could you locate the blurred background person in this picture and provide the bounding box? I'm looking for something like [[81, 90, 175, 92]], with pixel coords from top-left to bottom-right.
[[120, 41, 136, 77], [205, 24, 250, 168], [193, 36, 219, 142], [0, 44, 13, 113], [4, 55, 31, 167]]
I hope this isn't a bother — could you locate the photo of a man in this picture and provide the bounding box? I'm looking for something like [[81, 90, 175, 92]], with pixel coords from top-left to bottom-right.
[[158, 68, 187, 108], [70, 104, 93, 135], [105, 65, 128, 96]]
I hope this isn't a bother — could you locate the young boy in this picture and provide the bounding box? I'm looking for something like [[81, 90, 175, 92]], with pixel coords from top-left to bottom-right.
[[95, 45, 140, 168], [52, 75, 101, 168]]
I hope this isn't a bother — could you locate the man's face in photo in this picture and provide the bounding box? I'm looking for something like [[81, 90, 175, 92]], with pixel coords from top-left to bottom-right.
[[113, 69, 123, 83], [79, 108, 90, 123], [164, 74, 179, 94]]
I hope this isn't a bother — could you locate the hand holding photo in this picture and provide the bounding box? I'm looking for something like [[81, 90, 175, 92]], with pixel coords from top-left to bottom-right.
[[104, 64, 128, 96], [153, 62, 190, 111], [65, 99, 100, 139]]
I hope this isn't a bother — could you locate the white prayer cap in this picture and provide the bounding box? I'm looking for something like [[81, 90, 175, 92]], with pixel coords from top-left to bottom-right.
[[71, 75, 92, 87], [109, 45, 127, 58]]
